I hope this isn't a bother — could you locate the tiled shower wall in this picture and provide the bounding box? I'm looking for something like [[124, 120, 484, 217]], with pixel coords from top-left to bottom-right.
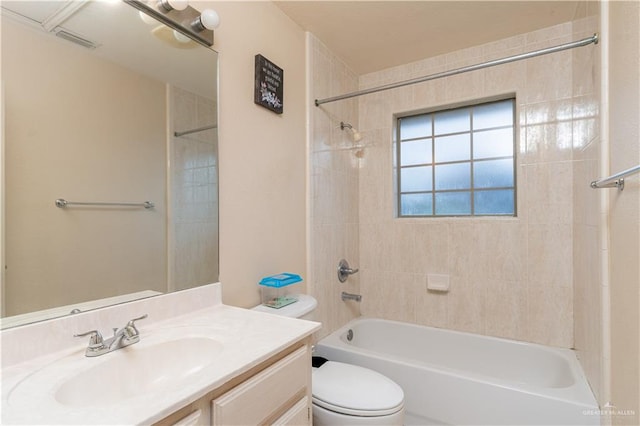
[[571, 3, 604, 406], [308, 34, 361, 339], [169, 86, 219, 292], [355, 21, 597, 349]]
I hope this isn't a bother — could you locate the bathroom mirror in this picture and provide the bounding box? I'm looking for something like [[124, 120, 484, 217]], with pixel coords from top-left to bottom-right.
[[0, 0, 219, 328]]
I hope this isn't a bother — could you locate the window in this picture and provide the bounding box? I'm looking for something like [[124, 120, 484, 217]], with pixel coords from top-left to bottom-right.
[[396, 98, 516, 217]]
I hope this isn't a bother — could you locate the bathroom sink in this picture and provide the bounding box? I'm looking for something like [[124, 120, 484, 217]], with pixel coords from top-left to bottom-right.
[[54, 337, 223, 407], [7, 335, 224, 410]]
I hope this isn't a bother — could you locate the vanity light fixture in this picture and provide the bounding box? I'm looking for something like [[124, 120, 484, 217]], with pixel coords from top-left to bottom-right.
[[159, 0, 189, 12], [191, 8, 220, 31], [125, 0, 218, 47]]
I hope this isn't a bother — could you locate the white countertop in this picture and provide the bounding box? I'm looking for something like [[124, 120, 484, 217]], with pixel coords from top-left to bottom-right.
[[1, 303, 320, 425]]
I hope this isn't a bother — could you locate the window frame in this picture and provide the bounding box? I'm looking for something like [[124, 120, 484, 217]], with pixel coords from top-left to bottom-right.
[[395, 97, 517, 218]]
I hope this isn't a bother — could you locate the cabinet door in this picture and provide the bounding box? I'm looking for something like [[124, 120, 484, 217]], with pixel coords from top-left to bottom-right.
[[170, 409, 202, 426], [272, 397, 310, 426], [212, 346, 309, 425]]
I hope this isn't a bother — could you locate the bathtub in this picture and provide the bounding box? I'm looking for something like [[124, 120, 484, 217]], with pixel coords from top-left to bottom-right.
[[314, 318, 599, 426]]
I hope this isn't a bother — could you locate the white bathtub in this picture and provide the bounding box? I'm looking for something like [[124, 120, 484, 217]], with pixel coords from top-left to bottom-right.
[[314, 318, 599, 425]]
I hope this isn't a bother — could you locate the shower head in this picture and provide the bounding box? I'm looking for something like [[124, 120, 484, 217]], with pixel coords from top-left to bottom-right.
[[340, 121, 362, 142]]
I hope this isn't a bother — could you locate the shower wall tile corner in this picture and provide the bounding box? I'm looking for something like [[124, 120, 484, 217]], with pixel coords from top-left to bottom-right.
[[571, 10, 604, 406], [308, 34, 361, 339]]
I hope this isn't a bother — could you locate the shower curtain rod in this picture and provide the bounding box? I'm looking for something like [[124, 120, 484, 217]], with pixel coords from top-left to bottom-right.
[[314, 33, 599, 106], [174, 124, 217, 137]]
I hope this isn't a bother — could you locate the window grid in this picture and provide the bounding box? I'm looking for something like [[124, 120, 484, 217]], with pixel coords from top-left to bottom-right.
[[397, 98, 516, 217]]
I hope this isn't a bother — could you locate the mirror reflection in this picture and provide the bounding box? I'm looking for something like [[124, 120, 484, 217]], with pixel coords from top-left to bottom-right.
[[1, 0, 219, 328]]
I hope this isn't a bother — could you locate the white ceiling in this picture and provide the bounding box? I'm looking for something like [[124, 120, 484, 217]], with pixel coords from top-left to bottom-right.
[[274, 1, 581, 75], [1, 1, 217, 97]]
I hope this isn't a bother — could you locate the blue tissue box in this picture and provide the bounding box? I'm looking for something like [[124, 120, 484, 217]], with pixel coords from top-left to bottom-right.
[[259, 272, 302, 288], [259, 273, 302, 308]]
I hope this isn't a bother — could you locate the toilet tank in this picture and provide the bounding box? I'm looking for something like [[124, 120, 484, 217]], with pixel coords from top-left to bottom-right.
[[251, 294, 317, 321]]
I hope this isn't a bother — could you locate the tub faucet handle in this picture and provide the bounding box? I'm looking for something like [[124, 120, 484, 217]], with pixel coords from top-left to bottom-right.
[[338, 259, 359, 283]]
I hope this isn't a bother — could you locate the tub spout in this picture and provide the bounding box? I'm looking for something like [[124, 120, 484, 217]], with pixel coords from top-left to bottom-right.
[[341, 291, 362, 302]]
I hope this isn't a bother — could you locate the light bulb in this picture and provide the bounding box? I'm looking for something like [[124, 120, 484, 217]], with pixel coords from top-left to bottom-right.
[[139, 11, 157, 25], [159, 0, 188, 12], [192, 9, 220, 31]]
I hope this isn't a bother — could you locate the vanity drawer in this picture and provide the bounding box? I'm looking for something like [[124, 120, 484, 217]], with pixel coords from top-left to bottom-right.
[[272, 397, 310, 426], [212, 346, 309, 425], [169, 409, 202, 426]]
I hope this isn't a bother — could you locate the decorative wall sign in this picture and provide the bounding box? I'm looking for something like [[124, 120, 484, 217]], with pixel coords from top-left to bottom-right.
[[254, 54, 283, 114]]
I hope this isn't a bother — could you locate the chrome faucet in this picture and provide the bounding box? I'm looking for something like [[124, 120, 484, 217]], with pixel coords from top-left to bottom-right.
[[75, 314, 148, 357], [337, 259, 359, 283], [341, 291, 362, 302]]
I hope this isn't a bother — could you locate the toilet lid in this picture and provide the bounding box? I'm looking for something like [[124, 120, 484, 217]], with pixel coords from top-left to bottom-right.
[[312, 361, 404, 417]]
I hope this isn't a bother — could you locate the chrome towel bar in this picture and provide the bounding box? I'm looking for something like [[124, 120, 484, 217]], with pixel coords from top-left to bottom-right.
[[174, 124, 217, 137], [55, 199, 155, 209], [590, 164, 640, 191]]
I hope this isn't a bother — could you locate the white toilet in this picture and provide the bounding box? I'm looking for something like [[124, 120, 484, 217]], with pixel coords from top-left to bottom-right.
[[251, 294, 405, 426]]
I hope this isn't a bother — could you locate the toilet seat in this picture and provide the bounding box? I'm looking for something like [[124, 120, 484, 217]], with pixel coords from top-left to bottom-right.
[[312, 361, 404, 417]]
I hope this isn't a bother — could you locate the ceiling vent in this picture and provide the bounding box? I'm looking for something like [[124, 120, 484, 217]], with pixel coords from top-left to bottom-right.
[[54, 30, 98, 49]]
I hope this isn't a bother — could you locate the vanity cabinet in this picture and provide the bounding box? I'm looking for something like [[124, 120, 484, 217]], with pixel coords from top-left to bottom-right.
[[156, 341, 312, 426]]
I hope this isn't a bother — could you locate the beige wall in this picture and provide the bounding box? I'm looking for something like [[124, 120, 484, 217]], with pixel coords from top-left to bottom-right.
[[308, 33, 361, 339], [200, 1, 308, 307], [354, 22, 593, 348], [3, 19, 167, 316], [608, 1, 640, 423]]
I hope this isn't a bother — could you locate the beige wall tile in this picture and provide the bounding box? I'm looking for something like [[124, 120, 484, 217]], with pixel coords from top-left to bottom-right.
[[484, 279, 529, 340], [362, 270, 417, 323], [353, 22, 580, 347], [524, 122, 574, 164], [309, 34, 361, 337], [446, 275, 486, 335], [608, 1, 640, 421], [444, 68, 487, 104], [484, 61, 526, 97], [528, 284, 573, 347], [411, 223, 450, 275], [527, 223, 573, 288], [525, 162, 574, 225], [416, 284, 449, 329], [571, 4, 604, 407]]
